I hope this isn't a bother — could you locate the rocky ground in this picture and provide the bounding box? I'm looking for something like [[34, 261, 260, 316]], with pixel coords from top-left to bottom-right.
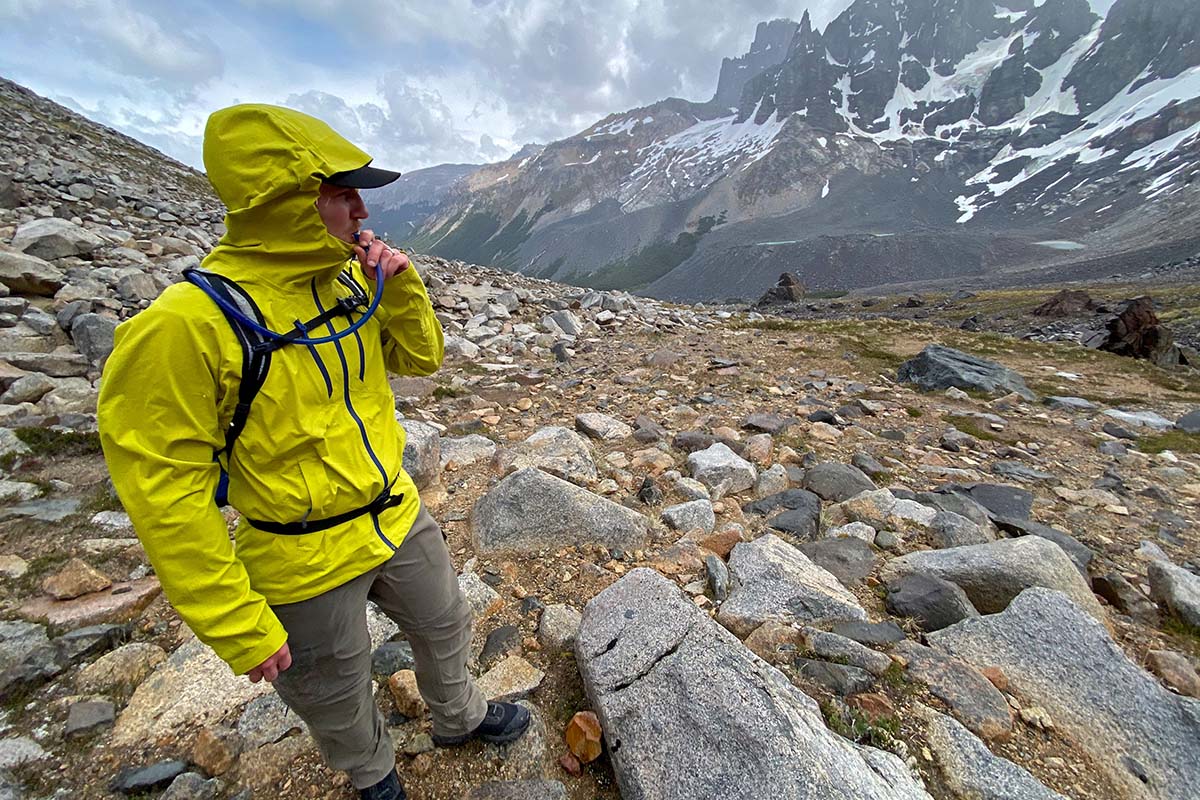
[[0, 76, 1199, 800]]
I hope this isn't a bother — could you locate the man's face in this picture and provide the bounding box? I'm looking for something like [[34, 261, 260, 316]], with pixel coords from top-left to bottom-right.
[[315, 184, 369, 243]]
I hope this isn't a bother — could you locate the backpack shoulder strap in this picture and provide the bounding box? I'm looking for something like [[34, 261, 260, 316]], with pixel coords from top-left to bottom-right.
[[182, 268, 273, 462]]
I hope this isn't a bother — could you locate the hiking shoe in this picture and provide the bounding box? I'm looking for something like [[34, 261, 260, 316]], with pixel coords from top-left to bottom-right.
[[432, 701, 531, 747], [359, 769, 405, 800]]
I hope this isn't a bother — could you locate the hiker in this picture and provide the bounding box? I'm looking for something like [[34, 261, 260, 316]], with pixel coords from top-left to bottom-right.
[[97, 104, 529, 800]]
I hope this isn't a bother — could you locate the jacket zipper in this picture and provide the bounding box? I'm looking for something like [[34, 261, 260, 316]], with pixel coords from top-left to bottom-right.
[[311, 280, 397, 549]]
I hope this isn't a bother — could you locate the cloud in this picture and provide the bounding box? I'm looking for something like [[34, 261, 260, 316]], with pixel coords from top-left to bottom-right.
[[1, 0, 869, 172]]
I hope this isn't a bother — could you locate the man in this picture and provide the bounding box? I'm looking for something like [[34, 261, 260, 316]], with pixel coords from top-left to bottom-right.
[[97, 104, 528, 800]]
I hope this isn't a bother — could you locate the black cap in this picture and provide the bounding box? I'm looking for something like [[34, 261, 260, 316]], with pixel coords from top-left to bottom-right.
[[323, 163, 402, 189]]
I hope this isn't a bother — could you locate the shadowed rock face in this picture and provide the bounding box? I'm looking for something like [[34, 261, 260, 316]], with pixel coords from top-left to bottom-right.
[[1084, 296, 1189, 367], [575, 568, 931, 800]]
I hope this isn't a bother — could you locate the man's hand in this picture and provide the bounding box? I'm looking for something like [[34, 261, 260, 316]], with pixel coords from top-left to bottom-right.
[[354, 229, 410, 281], [247, 641, 292, 683]]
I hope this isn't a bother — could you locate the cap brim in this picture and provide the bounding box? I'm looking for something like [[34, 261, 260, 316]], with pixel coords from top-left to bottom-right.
[[324, 164, 402, 189]]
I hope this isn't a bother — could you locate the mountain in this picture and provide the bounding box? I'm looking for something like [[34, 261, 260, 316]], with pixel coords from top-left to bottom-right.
[[409, 0, 1200, 301], [361, 162, 481, 243]]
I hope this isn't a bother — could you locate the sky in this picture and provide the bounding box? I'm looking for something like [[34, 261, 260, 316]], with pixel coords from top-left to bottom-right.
[[0, 0, 861, 174]]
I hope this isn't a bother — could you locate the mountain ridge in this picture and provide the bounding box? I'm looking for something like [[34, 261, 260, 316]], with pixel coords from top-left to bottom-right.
[[408, 0, 1200, 302]]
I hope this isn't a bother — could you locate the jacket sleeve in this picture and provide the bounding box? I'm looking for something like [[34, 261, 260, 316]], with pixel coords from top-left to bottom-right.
[[374, 262, 445, 376], [97, 299, 288, 675]]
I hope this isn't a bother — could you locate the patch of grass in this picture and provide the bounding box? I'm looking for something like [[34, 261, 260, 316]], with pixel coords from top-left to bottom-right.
[[432, 385, 468, 400], [904, 406, 923, 419], [1137, 431, 1200, 455], [1163, 616, 1200, 657], [739, 318, 806, 332], [944, 414, 999, 442], [819, 699, 900, 749], [14, 428, 102, 459]]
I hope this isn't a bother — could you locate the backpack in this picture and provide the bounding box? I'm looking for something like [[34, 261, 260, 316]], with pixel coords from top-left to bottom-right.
[[182, 267, 371, 506]]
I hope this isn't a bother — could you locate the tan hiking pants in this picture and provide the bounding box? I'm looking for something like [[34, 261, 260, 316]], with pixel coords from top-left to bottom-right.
[[270, 506, 488, 789]]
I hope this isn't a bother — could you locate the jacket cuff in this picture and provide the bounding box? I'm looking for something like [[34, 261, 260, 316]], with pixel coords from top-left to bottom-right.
[[225, 620, 290, 676]]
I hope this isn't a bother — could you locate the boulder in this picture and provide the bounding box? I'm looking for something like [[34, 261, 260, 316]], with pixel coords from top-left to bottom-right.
[[1032, 289, 1098, 318], [1084, 297, 1188, 368], [880, 536, 1103, 620], [112, 637, 273, 745], [929, 588, 1200, 800], [895, 641, 1012, 740], [471, 468, 650, 553], [754, 272, 806, 307], [661, 500, 715, 533], [575, 413, 632, 441], [0, 248, 65, 296], [687, 442, 756, 498], [886, 573, 979, 632], [399, 418, 441, 489], [717, 534, 868, 637], [10, 218, 102, 260], [798, 538, 877, 588], [0, 621, 62, 698], [440, 434, 496, 469], [802, 462, 876, 503], [916, 704, 1068, 800], [575, 568, 931, 800], [69, 315, 118, 364], [1147, 560, 1200, 628], [493, 426, 597, 485], [897, 345, 1034, 400]]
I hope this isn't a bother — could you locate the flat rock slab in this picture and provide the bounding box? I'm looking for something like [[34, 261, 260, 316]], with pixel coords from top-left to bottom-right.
[[718, 534, 868, 637], [917, 705, 1067, 800], [928, 588, 1200, 800], [493, 426, 597, 485], [0, 498, 81, 523], [471, 467, 650, 553], [576, 568, 931, 800], [880, 536, 1103, 621], [897, 345, 1034, 400], [895, 641, 1012, 741], [112, 637, 273, 746], [19, 577, 161, 631], [475, 656, 545, 701]]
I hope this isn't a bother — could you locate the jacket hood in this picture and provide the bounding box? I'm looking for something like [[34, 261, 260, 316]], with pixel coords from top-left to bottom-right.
[[201, 104, 373, 286]]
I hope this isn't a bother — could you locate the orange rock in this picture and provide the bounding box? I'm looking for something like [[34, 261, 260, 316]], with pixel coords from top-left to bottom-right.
[[981, 666, 1008, 692], [388, 670, 427, 718], [848, 692, 897, 721], [566, 711, 603, 763]]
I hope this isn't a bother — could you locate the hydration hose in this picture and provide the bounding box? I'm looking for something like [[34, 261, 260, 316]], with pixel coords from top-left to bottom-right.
[[197, 232, 389, 347]]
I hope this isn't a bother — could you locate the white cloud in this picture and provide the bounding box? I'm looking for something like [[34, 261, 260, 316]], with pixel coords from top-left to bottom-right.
[[0, 0, 902, 172]]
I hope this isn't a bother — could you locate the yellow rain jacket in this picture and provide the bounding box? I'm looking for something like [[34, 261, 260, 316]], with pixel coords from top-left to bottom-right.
[[97, 105, 443, 675]]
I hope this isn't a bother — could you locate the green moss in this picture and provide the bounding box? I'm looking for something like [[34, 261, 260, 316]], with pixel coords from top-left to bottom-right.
[[943, 414, 999, 442], [904, 407, 923, 419], [1137, 431, 1200, 455]]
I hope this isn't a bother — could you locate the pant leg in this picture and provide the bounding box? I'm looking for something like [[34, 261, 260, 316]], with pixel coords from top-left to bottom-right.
[[271, 568, 395, 790], [368, 505, 488, 738]]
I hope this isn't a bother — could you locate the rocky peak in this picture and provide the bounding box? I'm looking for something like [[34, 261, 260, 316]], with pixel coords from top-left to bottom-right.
[[711, 18, 799, 111]]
